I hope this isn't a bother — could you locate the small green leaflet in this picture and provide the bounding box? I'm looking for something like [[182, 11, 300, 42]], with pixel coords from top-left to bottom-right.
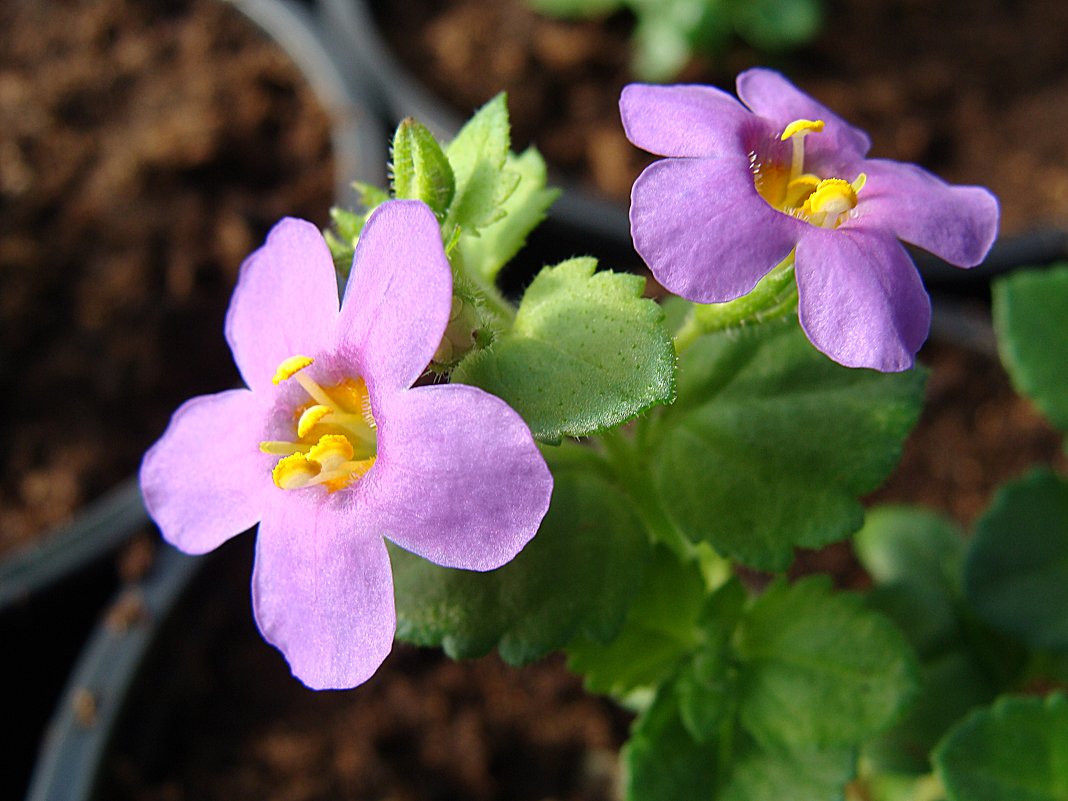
[[935, 693, 1068, 801], [993, 264, 1068, 434], [453, 258, 676, 443], [624, 683, 856, 801], [457, 147, 559, 283], [964, 469, 1068, 651], [566, 551, 731, 699], [733, 576, 919, 749], [443, 93, 518, 236], [388, 443, 648, 664], [651, 317, 924, 569]]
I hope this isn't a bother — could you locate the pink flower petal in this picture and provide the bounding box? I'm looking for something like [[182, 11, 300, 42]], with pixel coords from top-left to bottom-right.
[[225, 218, 340, 392], [859, 159, 1000, 268], [252, 492, 396, 690], [140, 389, 272, 554], [631, 158, 800, 303], [335, 200, 452, 396], [796, 227, 931, 372], [620, 83, 752, 158], [364, 383, 552, 572]]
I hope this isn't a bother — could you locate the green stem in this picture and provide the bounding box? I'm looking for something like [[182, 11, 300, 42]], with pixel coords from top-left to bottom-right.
[[598, 427, 695, 561], [448, 245, 517, 327], [674, 252, 799, 354]]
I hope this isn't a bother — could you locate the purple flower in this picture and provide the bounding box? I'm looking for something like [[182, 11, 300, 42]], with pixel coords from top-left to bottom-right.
[[622, 69, 999, 371], [140, 200, 552, 689]]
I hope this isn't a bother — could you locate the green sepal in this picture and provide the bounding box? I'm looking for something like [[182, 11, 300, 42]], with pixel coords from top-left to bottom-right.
[[651, 317, 924, 570], [388, 443, 649, 664], [935, 693, 1068, 801], [452, 257, 676, 443], [390, 117, 456, 216], [734, 576, 920, 749], [993, 263, 1068, 434], [964, 468, 1068, 652]]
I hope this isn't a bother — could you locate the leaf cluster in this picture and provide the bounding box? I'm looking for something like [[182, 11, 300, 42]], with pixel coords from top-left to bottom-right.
[[849, 264, 1068, 801], [527, 0, 824, 81]]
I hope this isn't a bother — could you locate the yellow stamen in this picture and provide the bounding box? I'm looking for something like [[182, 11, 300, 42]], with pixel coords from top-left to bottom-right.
[[781, 119, 825, 142], [783, 174, 821, 210], [259, 441, 307, 456], [296, 405, 332, 438], [307, 434, 354, 471], [802, 178, 859, 228], [272, 453, 320, 490], [327, 378, 376, 429], [313, 456, 376, 493], [272, 355, 314, 385], [851, 172, 868, 193], [781, 119, 825, 182]]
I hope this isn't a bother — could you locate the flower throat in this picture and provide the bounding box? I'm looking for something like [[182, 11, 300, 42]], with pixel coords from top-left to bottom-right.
[[750, 118, 866, 229], [260, 356, 377, 492]]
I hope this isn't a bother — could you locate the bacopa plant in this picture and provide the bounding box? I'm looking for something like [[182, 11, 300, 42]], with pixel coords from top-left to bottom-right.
[[143, 71, 1068, 800]]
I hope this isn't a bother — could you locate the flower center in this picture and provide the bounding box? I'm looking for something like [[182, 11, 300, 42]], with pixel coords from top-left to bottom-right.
[[260, 356, 377, 493], [750, 117, 866, 229]]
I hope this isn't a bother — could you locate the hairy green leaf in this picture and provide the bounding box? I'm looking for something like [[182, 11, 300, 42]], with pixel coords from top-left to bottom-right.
[[652, 318, 924, 569], [453, 258, 676, 443], [734, 577, 919, 748]]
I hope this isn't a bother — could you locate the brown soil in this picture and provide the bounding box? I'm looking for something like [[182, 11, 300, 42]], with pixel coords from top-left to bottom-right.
[[376, 0, 1068, 238], [0, 0, 335, 555]]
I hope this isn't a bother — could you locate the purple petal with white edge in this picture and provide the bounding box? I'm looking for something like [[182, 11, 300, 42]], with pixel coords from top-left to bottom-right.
[[795, 227, 931, 372], [620, 83, 752, 158], [252, 492, 396, 690], [140, 389, 272, 555], [630, 158, 799, 303], [225, 218, 340, 392], [736, 68, 871, 164], [335, 200, 452, 396], [858, 159, 999, 268], [362, 383, 552, 572]]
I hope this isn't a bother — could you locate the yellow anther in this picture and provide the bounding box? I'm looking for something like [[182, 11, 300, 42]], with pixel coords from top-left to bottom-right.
[[272, 453, 320, 490], [296, 405, 332, 438], [272, 355, 314, 385], [781, 119, 825, 141], [307, 434, 354, 470], [783, 174, 821, 210], [803, 178, 859, 228], [327, 378, 376, 429]]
